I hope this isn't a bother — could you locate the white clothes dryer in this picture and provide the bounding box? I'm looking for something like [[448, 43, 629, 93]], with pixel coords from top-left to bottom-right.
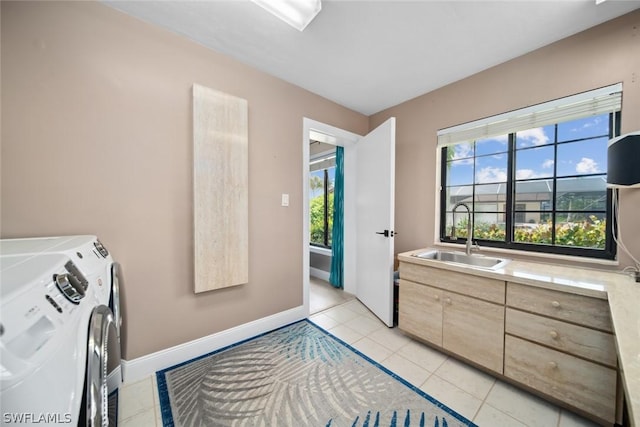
[[0, 236, 122, 426]]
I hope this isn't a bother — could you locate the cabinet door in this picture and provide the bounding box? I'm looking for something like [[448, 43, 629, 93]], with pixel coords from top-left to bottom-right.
[[506, 308, 617, 368], [507, 282, 612, 332], [443, 292, 504, 373], [398, 279, 443, 346], [505, 335, 616, 423]]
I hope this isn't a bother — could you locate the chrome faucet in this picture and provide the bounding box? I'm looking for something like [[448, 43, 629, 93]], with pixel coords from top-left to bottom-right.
[[451, 202, 474, 255]]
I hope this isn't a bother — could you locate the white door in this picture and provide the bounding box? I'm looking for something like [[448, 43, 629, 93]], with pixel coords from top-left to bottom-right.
[[355, 118, 396, 327]]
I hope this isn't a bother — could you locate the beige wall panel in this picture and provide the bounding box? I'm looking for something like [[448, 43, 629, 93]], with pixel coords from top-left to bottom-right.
[[193, 85, 248, 292]]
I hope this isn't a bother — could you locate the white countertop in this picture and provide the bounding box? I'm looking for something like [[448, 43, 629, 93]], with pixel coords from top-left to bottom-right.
[[398, 248, 640, 425]]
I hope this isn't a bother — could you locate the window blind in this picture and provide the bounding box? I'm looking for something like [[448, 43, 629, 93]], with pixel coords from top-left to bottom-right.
[[437, 83, 622, 147]]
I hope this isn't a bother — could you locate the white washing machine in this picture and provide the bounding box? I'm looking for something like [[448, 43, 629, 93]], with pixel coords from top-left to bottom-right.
[[0, 236, 122, 426]]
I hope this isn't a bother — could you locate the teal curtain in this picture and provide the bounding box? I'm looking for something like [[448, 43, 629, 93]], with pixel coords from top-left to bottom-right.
[[329, 146, 344, 288]]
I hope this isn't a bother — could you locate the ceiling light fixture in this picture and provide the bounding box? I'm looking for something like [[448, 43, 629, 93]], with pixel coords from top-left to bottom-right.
[[251, 0, 321, 31]]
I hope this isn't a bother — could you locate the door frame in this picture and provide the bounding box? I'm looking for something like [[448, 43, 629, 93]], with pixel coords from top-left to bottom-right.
[[302, 118, 360, 315]]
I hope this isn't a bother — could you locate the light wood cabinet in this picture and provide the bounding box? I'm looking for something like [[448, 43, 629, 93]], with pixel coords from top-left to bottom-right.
[[507, 282, 612, 332], [400, 262, 505, 304], [398, 260, 620, 426], [443, 291, 504, 373], [398, 279, 443, 345], [505, 308, 617, 368], [505, 282, 618, 424], [505, 335, 616, 423], [398, 264, 505, 374]]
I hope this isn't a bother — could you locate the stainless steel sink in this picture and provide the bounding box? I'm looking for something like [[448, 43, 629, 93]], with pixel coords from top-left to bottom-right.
[[413, 250, 510, 270]]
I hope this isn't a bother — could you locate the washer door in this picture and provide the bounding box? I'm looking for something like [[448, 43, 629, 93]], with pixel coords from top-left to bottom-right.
[[110, 263, 122, 344], [85, 305, 120, 427]]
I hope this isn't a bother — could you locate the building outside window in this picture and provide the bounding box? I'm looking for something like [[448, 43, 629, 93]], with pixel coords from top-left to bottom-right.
[[439, 85, 621, 260]]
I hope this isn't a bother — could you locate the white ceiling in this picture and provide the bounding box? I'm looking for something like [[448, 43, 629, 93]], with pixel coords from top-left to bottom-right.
[[105, 1, 640, 116]]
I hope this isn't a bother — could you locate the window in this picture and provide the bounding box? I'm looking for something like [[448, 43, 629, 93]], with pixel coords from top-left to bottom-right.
[[439, 85, 621, 259], [309, 149, 336, 248]]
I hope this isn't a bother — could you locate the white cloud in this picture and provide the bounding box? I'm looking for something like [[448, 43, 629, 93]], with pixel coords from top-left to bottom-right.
[[480, 134, 508, 144], [476, 167, 507, 183], [578, 116, 602, 130], [576, 157, 600, 174], [517, 128, 549, 147], [450, 143, 474, 165], [542, 159, 554, 169], [515, 169, 539, 180]]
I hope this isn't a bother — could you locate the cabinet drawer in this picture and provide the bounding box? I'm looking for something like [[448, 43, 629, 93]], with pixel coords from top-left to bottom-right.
[[506, 308, 617, 367], [443, 292, 504, 374], [398, 279, 443, 346], [507, 282, 612, 332], [505, 335, 616, 423], [399, 262, 505, 304]]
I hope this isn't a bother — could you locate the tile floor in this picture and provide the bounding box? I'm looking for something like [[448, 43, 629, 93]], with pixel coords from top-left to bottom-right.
[[118, 288, 601, 426], [309, 275, 354, 314]]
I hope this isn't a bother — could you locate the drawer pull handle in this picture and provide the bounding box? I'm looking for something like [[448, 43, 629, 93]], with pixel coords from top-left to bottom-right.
[[548, 361, 558, 369], [549, 330, 559, 339], [445, 298, 452, 305], [551, 301, 561, 308], [435, 295, 440, 301]]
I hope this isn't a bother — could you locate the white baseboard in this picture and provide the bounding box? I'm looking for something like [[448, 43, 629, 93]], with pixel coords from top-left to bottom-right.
[[121, 305, 307, 383], [310, 267, 330, 282]]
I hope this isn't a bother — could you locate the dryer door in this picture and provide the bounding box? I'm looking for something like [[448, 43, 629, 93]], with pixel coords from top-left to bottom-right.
[[84, 305, 120, 427], [110, 263, 123, 348]]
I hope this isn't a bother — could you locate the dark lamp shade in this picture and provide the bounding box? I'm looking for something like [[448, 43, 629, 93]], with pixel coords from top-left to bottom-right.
[[607, 132, 640, 188]]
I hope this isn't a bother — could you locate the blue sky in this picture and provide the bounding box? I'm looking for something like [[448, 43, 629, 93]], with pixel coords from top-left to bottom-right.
[[448, 114, 609, 187]]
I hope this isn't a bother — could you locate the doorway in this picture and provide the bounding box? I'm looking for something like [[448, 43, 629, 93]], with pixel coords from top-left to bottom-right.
[[302, 117, 396, 325], [303, 119, 359, 316]]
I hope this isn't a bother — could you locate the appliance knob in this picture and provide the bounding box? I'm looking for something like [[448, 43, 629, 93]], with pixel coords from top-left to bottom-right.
[[55, 274, 85, 304], [94, 240, 109, 258]]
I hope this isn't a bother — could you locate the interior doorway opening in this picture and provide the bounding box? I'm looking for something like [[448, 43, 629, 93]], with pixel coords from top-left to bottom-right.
[[302, 117, 396, 326]]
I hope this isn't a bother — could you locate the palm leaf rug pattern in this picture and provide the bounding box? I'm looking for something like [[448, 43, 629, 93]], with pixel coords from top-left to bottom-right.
[[157, 320, 475, 427]]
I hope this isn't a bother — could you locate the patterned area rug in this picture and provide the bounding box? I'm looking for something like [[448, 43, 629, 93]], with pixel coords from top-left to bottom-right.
[[157, 320, 475, 427]]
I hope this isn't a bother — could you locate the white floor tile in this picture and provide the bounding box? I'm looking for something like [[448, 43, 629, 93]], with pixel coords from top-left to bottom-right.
[[484, 381, 560, 427], [367, 327, 411, 352], [309, 312, 340, 330], [118, 376, 155, 421], [396, 340, 448, 373], [558, 409, 601, 427], [379, 353, 431, 388], [341, 299, 373, 316], [474, 403, 527, 427], [434, 358, 495, 400], [310, 277, 354, 314], [119, 407, 157, 427], [345, 315, 385, 335], [420, 374, 483, 421], [326, 324, 363, 344], [323, 304, 361, 323], [350, 337, 394, 363]]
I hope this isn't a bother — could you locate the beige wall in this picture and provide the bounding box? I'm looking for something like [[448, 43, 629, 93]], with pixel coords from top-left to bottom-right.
[[371, 10, 640, 269], [0, 1, 368, 359]]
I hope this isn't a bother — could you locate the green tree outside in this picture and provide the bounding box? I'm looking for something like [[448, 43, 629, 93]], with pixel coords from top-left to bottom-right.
[[310, 192, 334, 246]]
